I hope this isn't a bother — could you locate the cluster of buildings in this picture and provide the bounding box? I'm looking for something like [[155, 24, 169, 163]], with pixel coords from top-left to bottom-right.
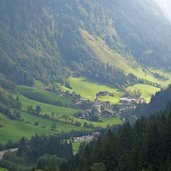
[[72, 132, 100, 142], [116, 96, 146, 115], [74, 95, 146, 119], [74, 96, 114, 119], [45, 87, 146, 119]]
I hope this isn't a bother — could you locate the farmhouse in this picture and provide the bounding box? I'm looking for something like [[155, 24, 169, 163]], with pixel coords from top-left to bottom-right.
[[101, 110, 113, 117], [120, 97, 146, 104], [96, 91, 113, 97], [116, 96, 146, 114], [72, 132, 100, 142], [94, 97, 102, 106]]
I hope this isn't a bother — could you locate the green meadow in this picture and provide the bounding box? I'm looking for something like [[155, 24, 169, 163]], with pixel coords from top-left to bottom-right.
[[72, 141, 82, 153], [126, 84, 160, 102], [0, 91, 122, 144], [67, 77, 124, 104], [15, 91, 123, 126], [17, 93, 122, 127], [15, 93, 79, 116], [0, 111, 88, 144]]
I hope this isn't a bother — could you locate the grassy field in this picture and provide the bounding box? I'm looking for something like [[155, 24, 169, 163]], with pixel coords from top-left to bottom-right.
[[18, 85, 73, 106], [0, 88, 94, 144], [72, 141, 82, 153], [16, 93, 79, 116], [126, 84, 160, 103], [67, 77, 124, 104], [0, 111, 88, 144], [18, 93, 122, 126], [0, 167, 8, 171], [9, 93, 122, 139]]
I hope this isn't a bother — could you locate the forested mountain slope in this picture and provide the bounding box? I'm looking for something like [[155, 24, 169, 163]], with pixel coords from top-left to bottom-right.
[[102, 0, 171, 68], [1, 0, 171, 86]]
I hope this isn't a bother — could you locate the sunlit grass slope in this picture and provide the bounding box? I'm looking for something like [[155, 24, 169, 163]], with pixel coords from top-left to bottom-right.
[[16, 93, 78, 116], [0, 112, 86, 144], [0, 167, 8, 171], [13, 93, 123, 130], [67, 77, 124, 104], [126, 84, 160, 103]]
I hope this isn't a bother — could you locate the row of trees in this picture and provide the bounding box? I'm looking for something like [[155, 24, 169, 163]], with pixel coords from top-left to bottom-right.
[[0, 51, 34, 86], [80, 61, 138, 88], [0, 77, 22, 119], [27, 105, 41, 115], [20, 90, 74, 108]]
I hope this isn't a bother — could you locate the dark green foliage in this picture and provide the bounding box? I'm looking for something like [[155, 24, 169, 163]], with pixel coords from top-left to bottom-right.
[[88, 115, 100, 122], [64, 112, 171, 171], [1, 0, 171, 87], [0, 77, 22, 119], [74, 121, 81, 127], [0, 135, 73, 170], [27, 105, 41, 115], [0, 76, 16, 92], [34, 121, 39, 126], [51, 123, 57, 131], [91, 162, 107, 171], [46, 157, 59, 171], [35, 105, 41, 114], [19, 90, 68, 108], [81, 61, 138, 87], [102, 0, 171, 69]]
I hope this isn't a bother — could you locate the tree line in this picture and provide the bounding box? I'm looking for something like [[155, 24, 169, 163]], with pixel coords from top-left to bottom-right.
[[63, 111, 171, 171]]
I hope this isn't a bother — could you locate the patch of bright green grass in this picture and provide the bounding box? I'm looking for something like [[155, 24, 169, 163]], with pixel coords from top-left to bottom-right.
[[72, 141, 82, 153], [34, 80, 46, 89], [126, 84, 160, 103], [15, 93, 79, 116], [67, 77, 124, 104], [0, 111, 88, 144], [72, 116, 123, 128], [0, 167, 8, 171]]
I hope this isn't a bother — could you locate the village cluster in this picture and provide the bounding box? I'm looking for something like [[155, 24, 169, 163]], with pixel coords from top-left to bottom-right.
[[60, 90, 146, 120]]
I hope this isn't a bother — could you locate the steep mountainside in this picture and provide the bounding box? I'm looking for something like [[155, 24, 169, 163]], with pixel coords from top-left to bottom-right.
[[0, 0, 171, 86], [103, 0, 171, 68]]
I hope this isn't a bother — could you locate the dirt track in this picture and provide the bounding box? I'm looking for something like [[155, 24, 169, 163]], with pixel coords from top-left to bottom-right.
[[0, 148, 18, 159]]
